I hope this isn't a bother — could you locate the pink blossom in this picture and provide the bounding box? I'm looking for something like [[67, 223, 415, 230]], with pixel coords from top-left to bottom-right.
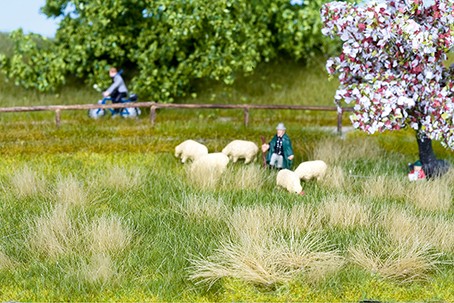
[[321, 0, 454, 149]]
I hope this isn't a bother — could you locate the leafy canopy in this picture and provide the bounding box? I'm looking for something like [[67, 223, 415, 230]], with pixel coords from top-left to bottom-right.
[[321, 0, 454, 149], [0, 0, 336, 102]]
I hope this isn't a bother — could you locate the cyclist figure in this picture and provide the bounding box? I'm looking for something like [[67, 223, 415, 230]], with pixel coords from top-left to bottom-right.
[[103, 67, 128, 114]]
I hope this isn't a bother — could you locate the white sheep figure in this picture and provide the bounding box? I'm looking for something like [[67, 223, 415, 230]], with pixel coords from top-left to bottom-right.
[[294, 160, 328, 181], [221, 140, 259, 164], [276, 169, 304, 195], [175, 140, 208, 163]]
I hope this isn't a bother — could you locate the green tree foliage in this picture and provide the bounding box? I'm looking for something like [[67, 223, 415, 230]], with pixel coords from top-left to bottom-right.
[[0, 0, 338, 102]]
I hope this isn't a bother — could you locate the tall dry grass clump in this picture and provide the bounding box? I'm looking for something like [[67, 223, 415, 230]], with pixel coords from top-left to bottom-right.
[[10, 166, 46, 198], [310, 138, 342, 166], [320, 194, 371, 228], [381, 208, 454, 253], [29, 203, 79, 258], [229, 204, 322, 240], [320, 165, 348, 190], [174, 193, 228, 221], [271, 233, 345, 282], [55, 175, 89, 206], [87, 215, 133, 254], [187, 165, 224, 189], [441, 168, 454, 183], [220, 165, 264, 190], [287, 204, 323, 233], [189, 231, 344, 287], [102, 165, 144, 191], [403, 179, 452, 211], [189, 205, 342, 287], [0, 249, 15, 269], [229, 205, 289, 240], [311, 137, 381, 165], [362, 175, 406, 200], [361, 173, 452, 211], [79, 253, 118, 285], [348, 240, 441, 282]]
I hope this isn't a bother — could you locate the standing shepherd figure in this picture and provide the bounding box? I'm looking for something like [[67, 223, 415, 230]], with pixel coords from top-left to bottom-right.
[[262, 123, 294, 169]]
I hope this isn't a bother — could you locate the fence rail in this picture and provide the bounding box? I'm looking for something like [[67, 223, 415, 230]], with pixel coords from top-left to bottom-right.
[[0, 102, 354, 134]]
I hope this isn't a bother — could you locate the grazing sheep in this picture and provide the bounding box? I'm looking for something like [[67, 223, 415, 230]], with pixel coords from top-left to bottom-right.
[[190, 153, 230, 176], [175, 140, 208, 163], [222, 140, 259, 164], [276, 169, 304, 195], [294, 160, 328, 181]]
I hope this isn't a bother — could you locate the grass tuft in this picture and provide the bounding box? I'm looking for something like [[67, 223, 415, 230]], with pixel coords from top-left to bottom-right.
[[0, 249, 15, 269], [79, 253, 117, 285], [320, 165, 349, 190], [189, 204, 342, 287], [361, 165, 452, 212], [10, 165, 46, 198], [382, 208, 454, 253], [189, 231, 344, 287], [220, 164, 265, 190], [55, 175, 89, 206], [228, 204, 322, 237], [28, 203, 78, 258], [320, 194, 371, 228], [228, 205, 289, 240], [403, 179, 452, 211], [87, 215, 133, 254], [349, 240, 441, 283], [174, 193, 228, 221], [362, 175, 406, 200], [102, 165, 144, 191], [187, 165, 225, 189], [312, 137, 382, 165], [287, 204, 323, 233]]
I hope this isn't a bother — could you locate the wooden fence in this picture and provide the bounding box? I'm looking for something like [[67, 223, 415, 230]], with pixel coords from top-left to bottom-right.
[[0, 102, 354, 135]]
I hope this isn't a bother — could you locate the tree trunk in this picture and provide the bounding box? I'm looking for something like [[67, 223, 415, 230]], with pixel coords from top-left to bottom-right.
[[416, 134, 450, 178]]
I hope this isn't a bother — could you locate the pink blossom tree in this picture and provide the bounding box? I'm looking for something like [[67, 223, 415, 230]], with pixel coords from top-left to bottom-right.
[[320, 0, 453, 177]]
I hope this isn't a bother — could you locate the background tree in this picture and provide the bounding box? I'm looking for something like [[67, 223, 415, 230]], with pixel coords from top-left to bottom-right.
[[0, 0, 336, 102], [320, 0, 453, 177]]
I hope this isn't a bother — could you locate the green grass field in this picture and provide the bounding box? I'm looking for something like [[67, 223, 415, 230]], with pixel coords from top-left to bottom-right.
[[0, 40, 453, 301]]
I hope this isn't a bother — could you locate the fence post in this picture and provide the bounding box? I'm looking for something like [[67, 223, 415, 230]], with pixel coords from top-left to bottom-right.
[[150, 105, 157, 126], [337, 106, 343, 136], [243, 107, 249, 127], [55, 109, 61, 127]]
